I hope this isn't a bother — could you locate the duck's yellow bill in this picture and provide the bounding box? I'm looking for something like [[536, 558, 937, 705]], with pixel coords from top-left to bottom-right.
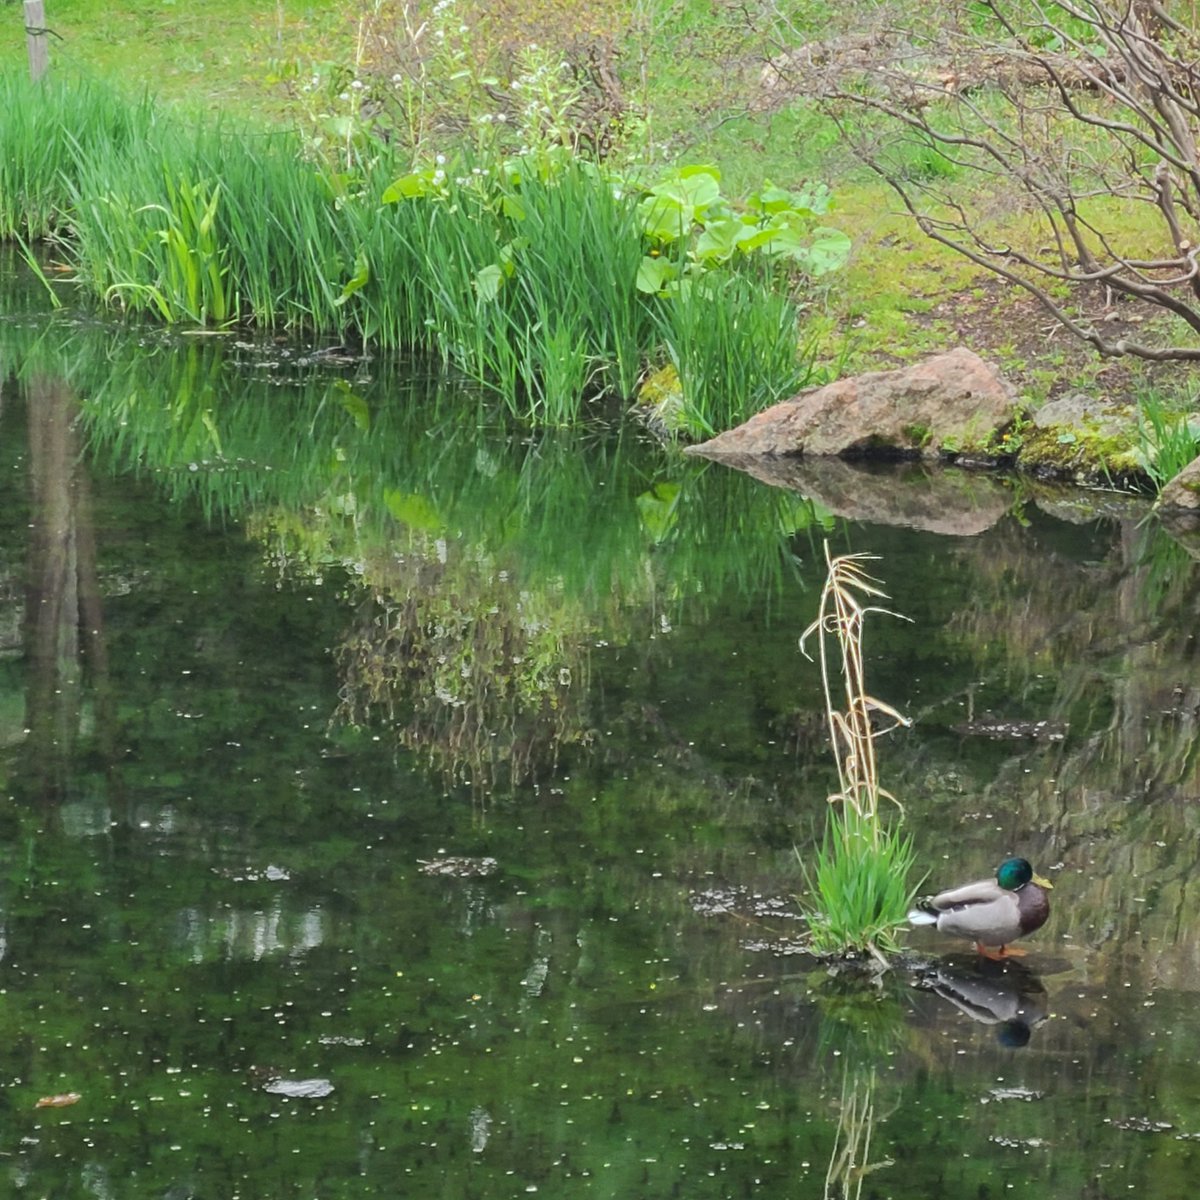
[[1033, 874, 1053, 889]]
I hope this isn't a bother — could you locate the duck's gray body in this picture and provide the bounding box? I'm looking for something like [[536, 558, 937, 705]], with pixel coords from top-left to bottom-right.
[[908, 858, 1051, 951]]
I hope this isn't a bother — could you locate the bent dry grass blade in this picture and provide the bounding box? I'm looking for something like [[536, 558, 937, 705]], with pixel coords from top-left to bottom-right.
[[798, 545, 920, 961]]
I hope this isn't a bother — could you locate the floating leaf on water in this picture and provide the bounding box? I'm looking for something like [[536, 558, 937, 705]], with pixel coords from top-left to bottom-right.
[[35, 1093, 81, 1109], [262, 1078, 334, 1099], [982, 1087, 1043, 1103], [418, 856, 498, 878], [1106, 1116, 1174, 1133], [952, 718, 1068, 741]]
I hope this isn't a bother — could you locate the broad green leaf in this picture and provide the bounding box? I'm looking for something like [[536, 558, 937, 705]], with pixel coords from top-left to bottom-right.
[[335, 380, 370, 431], [647, 168, 721, 221], [636, 255, 675, 294], [499, 237, 527, 277], [777, 497, 836, 536], [694, 216, 763, 263], [749, 184, 794, 215], [635, 481, 681, 543], [733, 226, 778, 253], [384, 489, 443, 532], [381, 171, 440, 203], [638, 194, 688, 242], [793, 182, 833, 215], [766, 215, 852, 275], [475, 263, 505, 301], [803, 226, 853, 275], [335, 247, 370, 307], [694, 217, 743, 263]]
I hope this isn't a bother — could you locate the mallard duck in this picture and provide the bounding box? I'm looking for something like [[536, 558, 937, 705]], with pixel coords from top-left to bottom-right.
[[907, 857, 1052, 958]]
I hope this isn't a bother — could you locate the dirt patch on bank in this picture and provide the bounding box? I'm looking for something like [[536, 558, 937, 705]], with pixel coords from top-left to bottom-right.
[[875, 269, 1182, 411]]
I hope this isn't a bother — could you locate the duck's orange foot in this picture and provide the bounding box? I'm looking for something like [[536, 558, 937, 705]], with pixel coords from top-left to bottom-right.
[[975, 942, 1027, 960]]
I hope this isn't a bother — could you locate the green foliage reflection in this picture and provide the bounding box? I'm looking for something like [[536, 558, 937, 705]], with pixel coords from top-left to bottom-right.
[[0, 305, 839, 790]]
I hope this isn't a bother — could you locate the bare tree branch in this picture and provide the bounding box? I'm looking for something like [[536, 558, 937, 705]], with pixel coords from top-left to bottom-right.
[[759, 0, 1200, 361]]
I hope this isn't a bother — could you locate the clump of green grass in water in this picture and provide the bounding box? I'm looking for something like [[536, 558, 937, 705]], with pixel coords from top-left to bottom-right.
[[806, 808, 919, 960], [798, 548, 920, 964], [1135, 389, 1200, 492]]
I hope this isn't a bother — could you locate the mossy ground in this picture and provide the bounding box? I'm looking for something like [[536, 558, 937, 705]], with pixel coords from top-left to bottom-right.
[[1017, 421, 1145, 486]]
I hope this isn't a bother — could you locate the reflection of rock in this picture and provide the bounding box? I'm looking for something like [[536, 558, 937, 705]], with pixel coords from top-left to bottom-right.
[[1031, 485, 1150, 526], [1157, 508, 1200, 560], [685, 348, 1019, 459], [688, 456, 1011, 536], [914, 953, 1050, 1047]]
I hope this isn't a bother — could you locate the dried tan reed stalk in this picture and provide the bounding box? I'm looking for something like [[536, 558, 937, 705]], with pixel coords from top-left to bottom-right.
[[799, 544, 911, 836]]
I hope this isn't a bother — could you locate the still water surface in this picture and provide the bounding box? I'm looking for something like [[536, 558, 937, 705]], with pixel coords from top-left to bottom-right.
[[2, 264, 1200, 1197]]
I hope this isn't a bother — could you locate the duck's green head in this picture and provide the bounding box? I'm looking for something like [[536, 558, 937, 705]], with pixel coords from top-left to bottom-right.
[[996, 857, 1034, 890]]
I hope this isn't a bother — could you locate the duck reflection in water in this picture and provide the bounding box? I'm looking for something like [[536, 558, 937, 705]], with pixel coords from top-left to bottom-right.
[[915, 953, 1049, 1047]]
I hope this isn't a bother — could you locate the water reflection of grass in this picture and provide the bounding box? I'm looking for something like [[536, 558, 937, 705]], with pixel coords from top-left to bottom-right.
[[329, 538, 592, 791], [825, 1068, 894, 1200], [3, 317, 839, 791], [42, 330, 825, 605], [811, 971, 910, 1064]]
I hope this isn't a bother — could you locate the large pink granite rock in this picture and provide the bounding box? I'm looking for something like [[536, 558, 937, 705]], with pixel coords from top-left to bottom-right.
[[686, 347, 1021, 460]]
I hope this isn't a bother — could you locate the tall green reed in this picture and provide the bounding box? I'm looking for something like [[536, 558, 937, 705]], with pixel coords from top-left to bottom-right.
[[0, 73, 158, 241], [64, 120, 358, 331], [1135, 388, 1200, 492], [3, 72, 824, 428], [369, 158, 653, 423], [653, 266, 807, 437]]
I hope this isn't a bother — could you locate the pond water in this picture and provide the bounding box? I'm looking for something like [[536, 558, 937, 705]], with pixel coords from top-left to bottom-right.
[[3, 255, 1200, 1198]]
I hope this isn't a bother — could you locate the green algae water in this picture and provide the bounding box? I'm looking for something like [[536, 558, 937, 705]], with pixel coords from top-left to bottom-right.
[[3, 259, 1200, 1197]]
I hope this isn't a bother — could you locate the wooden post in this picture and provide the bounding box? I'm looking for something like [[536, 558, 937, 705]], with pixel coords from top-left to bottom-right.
[[25, 0, 49, 82]]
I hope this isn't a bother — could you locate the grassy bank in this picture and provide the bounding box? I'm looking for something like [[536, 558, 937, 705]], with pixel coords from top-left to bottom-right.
[[3, 71, 842, 426], [0, 0, 342, 110], [8, 0, 1169, 413]]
